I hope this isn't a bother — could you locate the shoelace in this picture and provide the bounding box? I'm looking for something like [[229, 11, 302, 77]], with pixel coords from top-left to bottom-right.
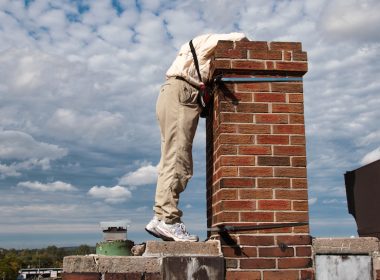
[[173, 223, 190, 237]]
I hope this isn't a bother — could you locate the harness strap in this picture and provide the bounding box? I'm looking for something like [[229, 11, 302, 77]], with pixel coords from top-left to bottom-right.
[[189, 40, 202, 82]]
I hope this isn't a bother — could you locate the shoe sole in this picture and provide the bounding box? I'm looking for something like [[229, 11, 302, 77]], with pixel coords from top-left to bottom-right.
[[145, 228, 164, 239], [155, 225, 198, 242]]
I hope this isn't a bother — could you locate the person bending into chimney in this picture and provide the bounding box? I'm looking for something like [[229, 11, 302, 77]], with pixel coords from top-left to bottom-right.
[[146, 33, 246, 242]]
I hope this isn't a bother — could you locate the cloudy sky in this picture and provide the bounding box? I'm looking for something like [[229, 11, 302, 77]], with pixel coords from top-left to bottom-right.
[[0, 0, 379, 249]]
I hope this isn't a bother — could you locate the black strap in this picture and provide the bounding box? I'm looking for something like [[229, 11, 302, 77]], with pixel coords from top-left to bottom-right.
[[189, 40, 202, 82]]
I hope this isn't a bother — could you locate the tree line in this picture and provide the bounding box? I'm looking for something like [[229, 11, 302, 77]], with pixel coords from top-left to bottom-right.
[[0, 245, 95, 280]]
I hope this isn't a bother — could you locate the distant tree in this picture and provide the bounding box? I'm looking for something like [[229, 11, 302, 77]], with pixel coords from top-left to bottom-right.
[[74, 245, 93, 255], [0, 244, 95, 280]]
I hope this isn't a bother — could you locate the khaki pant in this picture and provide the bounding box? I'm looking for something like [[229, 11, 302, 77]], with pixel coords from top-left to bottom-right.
[[154, 77, 201, 224]]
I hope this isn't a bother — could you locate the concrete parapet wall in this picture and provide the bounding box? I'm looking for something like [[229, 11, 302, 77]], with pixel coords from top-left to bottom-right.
[[313, 237, 380, 280], [63, 241, 224, 280]]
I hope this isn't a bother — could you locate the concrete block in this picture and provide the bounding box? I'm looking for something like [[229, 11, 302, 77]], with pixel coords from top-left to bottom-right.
[[63, 256, 161, 273], [143, 240, 222, 257], [313, 237, 380, 254], [162, 257, 224, 280]]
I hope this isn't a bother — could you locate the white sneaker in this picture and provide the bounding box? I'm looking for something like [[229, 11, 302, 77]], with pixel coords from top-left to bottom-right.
[[156, 221, 199, 242], [145, 216, 163, 239]]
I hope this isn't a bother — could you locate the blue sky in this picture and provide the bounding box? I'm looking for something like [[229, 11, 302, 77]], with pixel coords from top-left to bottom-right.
[[0, 0, 379, 249]]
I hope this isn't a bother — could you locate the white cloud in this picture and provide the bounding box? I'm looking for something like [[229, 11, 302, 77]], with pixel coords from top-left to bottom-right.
[[361, 147, 380, 165], [322, 199, 346, 205], [320, 0, 380, 42], [0, 130, 67, 177], [119, 163, 158, 186], [46, 108, 125, 145], [0, 130, 67, 160], [309, 197, 318, 205], [17, 181, 77, 192], [88, 185, 132, 204]]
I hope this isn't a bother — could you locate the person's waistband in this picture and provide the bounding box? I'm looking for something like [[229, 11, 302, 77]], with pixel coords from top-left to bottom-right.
[[173, 76, 200, 90]]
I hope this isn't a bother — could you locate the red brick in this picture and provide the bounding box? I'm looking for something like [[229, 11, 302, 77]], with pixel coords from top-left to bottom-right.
[[274, 167, 307, 178], [275, 62, 308, 72], [239, 189, 273, 199], [263, 270, 299, 280], [214, 48, 247, 59], [217, 145, 238, 155], [289, 114, 305, 124], [236, 83, 270, 92], [232, 91, 253, 102], [221, 178, 255, 188], [239, 167, 273, 177], [218, 123, 238, 134], [215, 40, 234, 51], [220, 155, 255, 166], [222, 200, 256, 211], [254, 93, 286, 102], [248, 50, 282, 60], [214, 212, 239, 223], [284, 50, 292, 61], [257, 135, 289, 145], [275, 189, 308, 200], [272, 83, 303, 93], [237, 103, 269, 113], [238, 124, 271, 134], [258, 156, 290, 166], [273, 125, 305, 135], [239, 235, 275, 246], [220, 102, 236, 112], [226, 271, 261, 280], [214, 59, 231, 69], [217, 166, 238, 177], [256, 114, 288, 124], [266, 61, 275, 70], [238, 40, 269, 51], [276, 235, 311, 246], [291, 135, 305, 145], [215, 189, 238, 200], [220, 134, 254, 144], [301, 269, 315, 280], [276, 212, 309, 222], [294, 225, 310, 234], [274, 146, 306, 156], [259, 246, 294, 257], [289, 93, 304, 103], [259, 199, 291, 210], [296, 246, 312, 257], [222, 246, 257, 257], [232, 60, 266, 70], [270, 42, 302, 51], [63, 273, 101, 280], [239, 145, 272, 155], [293, 51, 308, 61], [293, 201, 309, 211], [240, 258, 276, 269], [104, 273, 161, 280], [292, 157, 307, 167], [278, 257, 312, 269], [292, 178, 308, 188], [220, 112, 253, 123], [272, 103, 304, 113], [240, 211, 274, 222], [257, 178, 291, 188]]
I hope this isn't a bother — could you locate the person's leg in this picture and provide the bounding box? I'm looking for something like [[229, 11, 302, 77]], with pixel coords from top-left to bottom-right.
[[154, 77, 200, 224]]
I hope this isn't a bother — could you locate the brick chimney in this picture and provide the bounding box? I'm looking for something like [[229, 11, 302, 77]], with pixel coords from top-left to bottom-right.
[[206, 40, 314, 280]]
